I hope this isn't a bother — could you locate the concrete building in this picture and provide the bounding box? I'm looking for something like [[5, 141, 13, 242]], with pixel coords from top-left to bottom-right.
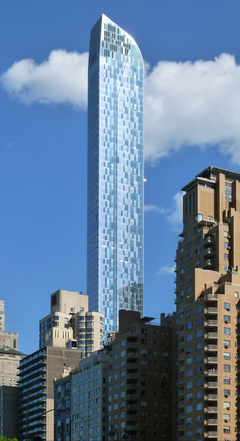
[[0, 385, 18, 438], [107, 310, 177, 441], [175, 166, 240, 440], [54, 352, 111, 441], [87, 15, 144, 335], [0, 300, 18, 350], [39, 290, 104, 356], [0, 346, 26, 387], [17, 346, 83, 441]]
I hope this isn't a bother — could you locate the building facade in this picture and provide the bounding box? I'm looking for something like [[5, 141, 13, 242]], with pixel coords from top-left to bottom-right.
[[175, 166, 240, 440], [87, 15, 144, 334], [0, 385, 18, 438], [17, 346, 83, 441], [39, 290, 104, 356]]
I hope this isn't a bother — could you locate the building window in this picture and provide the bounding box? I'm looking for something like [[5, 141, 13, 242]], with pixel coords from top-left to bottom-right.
[[194, 213, 203, 222], [195, 237, 201, 245], [224, 365, 230, 372], [224, 352, 231, 360], [224, 254, 229, 261], [235, 292, 239, 298], [224, 328, 230, 335]]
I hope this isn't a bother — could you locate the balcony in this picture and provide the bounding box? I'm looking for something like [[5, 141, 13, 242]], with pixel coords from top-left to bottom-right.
[[205, 344, 218, 351], [203, 236, 215, 246], [205, 332, 218, 339], [127, 352, 138, 359], [204, 406, 218, 413], [205, 320, 218, 327], [204, 294, 218, 302], [204, 419, 217, 425], [204, 431, 218, 438], [126, 414, 138, 421], [204, 369, 218, 376], [127, 394, 138, 400], [205, 357, 218, 363], [126, 383, 138, 390], [205, 382, 217, 388], [126, 424, 138, 431], [205, 394, 218, 400], [127, 342, 138, 349], [127, 373, 138, 380], [203, 259, 216, 269], [127, 362, 138, 369], [203, 247, 215, 257], [205, 307, 218, 314], [127, 404, 138, 410]]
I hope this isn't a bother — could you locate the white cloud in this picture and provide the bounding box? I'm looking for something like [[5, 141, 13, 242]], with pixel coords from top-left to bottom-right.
[[166, 192, 183, 228], [156, 265, 175, 275], [0, 50, 88, 109], [144, 204, 166, 214], [3, 50, 240, 164], [145, 53, 240, 164]]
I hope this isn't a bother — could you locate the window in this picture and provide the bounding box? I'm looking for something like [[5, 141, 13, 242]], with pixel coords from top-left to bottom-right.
[[196, 342, 202, 350], [196, 304, 203, 313], [195, 427, 202, 435], [196, 317, 202, 326], [196, 330, 203, 338], [186, 417, 192, 424], [187, 253, 192, 261], [186, 345, 192, 353], [180, 268, 184, 275], [186, 334, 193, 342], [180, 246, 184, 253], [224, 365, 230, 372], [195, 390, 202, 399], [194, 213, 203, 222], [186, 369, 193, 377], [195, 366, 202, 375], [187, 286, 192, 295], [195, 258, 201, 266], [195, 246, 201, 255], [186, 322, 193, 330], [235, 292, 239, 298], [224, 265, 228, 272], [224, 231, 229, 238], [224, 340, 230, 348], [186, 309, 193, 318], [224, 302, 231, 310], [224, 315, 230, 322], [224, 352, 231, 360], [187, 264, 192, 272], [224, 389, 230, 397], [223, 426, 230, 434], [195, 378, 202, 387], [224, 253, 229, 261], [196, 354, 202, 363], [187, 275, 192, 283], [186, 358, 193, 366], [186, 405, 193, 413], [186, 430, 192, 437], [224, 328, 230, 335], [186, 194, 195, 214], [223, 402, 231, 409], [224, 377, 230, 384], [196, 402, 202, 411], [187, 242, 192, 250], [195, 415, 202, 423], [195, 237, 201, 245], [186, 381, 193, 389], [180, 257, 184, 265]]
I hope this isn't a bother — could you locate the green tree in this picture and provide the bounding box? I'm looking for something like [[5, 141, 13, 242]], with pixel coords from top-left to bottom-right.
[[0, 436, 18, 441]]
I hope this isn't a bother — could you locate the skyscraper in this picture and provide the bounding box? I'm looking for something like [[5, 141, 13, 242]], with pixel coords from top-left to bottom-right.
[[87, 15, 144, 334]]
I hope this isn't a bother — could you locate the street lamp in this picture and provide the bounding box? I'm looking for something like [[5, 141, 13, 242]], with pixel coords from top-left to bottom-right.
[[108, 425, 129, 440]]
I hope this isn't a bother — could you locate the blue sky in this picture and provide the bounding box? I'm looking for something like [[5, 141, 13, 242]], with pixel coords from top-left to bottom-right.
[[1, 1, 240, 354]]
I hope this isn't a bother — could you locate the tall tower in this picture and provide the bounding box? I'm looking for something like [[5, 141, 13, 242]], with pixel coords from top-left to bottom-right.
[[175, 166, 240, 440], [87, 15, 144, 334]]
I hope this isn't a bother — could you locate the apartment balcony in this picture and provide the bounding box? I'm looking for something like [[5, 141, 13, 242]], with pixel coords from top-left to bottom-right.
[[126, 383, 138, 390], [127, 342, 138, 349], [126, 424, 138, 431], [203, 247, 216, 257], [204, 369, 218, 376], [127, 362, 138, 369], [204, 406, 218, 413], [127, 404, 138, 410], [127, 352, 138, 359], [127, 394, 138, 400], [204, 419, 217, 425], [205, 344, 218, 351], [126, 414, 138, 421], [205, 382, 217, 388], [205, 332, 218, 339], [205, 319, 218, 327], [204, 394, 218, 401], [127, 373, 138, 380], [126, 330, 138, 337], [205, 356, 218, 363], [204, 431, 218, 438], [178, 413, 184, 419], [205, 307, 218, 314], [203, 236, 215, 246], [204, 294, 218, 302], [203, 259, 216, 269]]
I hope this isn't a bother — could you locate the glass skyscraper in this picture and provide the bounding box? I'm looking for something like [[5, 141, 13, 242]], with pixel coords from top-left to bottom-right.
[[87, 15, 144, 335]]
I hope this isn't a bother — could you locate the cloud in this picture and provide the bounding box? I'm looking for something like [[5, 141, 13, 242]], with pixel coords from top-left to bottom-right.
[[144, 204, 166, 214], [3, 50, 240, 164], [0, 50, 88, 109], [156, 265, 175, 275], [145, 53, 240, 164], [166, 192, 183, 228]]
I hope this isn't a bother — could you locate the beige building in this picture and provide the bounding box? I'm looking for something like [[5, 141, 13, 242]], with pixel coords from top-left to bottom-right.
[[39, 290, 104, 356], [175, 166, 240, 440]]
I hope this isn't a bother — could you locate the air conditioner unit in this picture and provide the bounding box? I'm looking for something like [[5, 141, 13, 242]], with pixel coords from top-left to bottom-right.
[[225, 344, 229, 348], [225, 394, 229, 398], [224, 419, 229, 423], [226, 406, 231, 410], [226, 307, 231, 311]]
